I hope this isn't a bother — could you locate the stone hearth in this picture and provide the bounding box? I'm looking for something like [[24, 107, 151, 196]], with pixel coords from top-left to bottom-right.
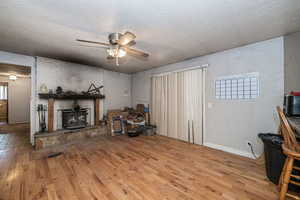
[[35, 125, 107, 150]]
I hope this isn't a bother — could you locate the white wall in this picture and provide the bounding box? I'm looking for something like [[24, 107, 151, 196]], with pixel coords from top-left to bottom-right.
[[132, 37, 284, 158], [36, 57, 104, 131], [103, 70, 131, 113], [284, 31, 300, 93], [0, 76, 31, 124]]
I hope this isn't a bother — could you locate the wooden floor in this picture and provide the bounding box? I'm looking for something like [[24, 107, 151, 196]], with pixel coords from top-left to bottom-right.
[[0, 123, 31, 151], [0, 126, 279, 200]]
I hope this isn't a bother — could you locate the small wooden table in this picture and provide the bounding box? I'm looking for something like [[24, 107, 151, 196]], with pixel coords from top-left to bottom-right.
[[287, 117, 300, 138]]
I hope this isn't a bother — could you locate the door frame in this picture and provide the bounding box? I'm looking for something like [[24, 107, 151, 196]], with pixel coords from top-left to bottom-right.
[[0, 52, 36, 145], [0, 82, 8, 124]]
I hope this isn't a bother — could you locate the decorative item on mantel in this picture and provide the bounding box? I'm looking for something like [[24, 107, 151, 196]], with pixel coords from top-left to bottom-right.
[[82, 83, 104, 96], [39, 83, 48, 93], [56, 86, 63, 94], [39, 85, 105, 99]]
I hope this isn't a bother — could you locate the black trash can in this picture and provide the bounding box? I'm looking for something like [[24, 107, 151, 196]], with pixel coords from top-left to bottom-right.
[[259, 133, 300, 192], [258, 133, 285, 184]]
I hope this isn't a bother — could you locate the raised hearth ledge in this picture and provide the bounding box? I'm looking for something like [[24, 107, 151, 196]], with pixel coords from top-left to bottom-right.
[[35, 125, 107, 150], [35, 126, 100, 137]]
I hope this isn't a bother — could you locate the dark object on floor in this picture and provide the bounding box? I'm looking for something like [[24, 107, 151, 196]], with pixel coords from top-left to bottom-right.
[[143, 125, 156, 136], [47, 152, 63, 158], [259, 133, 285, 184], [128, 127, 144, 137], [258, 133, 300, 192]]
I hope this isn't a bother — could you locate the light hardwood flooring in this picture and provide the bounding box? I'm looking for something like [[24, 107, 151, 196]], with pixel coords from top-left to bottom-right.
[[0, 123, 31, 151], [0, 126, 279, 200]]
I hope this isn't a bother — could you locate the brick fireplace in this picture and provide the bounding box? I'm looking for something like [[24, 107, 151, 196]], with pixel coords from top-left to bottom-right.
[[35, 93, 106, 149]]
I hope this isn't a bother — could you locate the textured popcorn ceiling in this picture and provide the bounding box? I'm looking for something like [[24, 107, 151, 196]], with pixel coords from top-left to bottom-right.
[[0, 0, 300, 73]]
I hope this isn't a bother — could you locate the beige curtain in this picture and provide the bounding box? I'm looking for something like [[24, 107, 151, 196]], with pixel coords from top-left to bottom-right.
[[167, 73, 178, 139], [151, 68, 205, 144], [151, 75, 168, 136], [184, 69, 205, 145]]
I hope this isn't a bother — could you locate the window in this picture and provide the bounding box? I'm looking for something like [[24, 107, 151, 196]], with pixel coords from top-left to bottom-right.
[[215, 73, 259, 100], [0, 85, 8, 100]]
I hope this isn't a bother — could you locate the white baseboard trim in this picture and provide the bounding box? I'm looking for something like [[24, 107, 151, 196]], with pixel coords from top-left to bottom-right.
[[9, 121, 30, 125], [203, 142, 254, 159]]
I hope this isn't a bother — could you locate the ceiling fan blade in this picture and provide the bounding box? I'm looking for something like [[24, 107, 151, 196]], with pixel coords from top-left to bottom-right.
[[76, 39, 110, 46], [125, 40, 136, 47], [78, 44, 108, 49], [118, 32, 136, 45], [125, 47, 149, 58]]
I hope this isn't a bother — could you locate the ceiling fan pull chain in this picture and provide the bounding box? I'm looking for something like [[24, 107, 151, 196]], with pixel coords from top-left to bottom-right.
[[116, 56, 119, 66]]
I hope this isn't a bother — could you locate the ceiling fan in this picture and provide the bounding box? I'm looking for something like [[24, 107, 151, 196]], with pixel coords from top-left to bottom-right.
[[77, 31, 149, 66]]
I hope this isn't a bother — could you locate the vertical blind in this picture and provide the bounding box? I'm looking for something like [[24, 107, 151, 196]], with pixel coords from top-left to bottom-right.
[[0, 85, 7, 100], [151, 68, 205, 145]]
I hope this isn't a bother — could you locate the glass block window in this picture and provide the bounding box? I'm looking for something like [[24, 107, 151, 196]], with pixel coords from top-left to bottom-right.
[[215, 73, 259, 100]]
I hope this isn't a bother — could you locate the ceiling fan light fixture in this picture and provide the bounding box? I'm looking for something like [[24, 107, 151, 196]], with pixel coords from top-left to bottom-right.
[[107, 46, 118, 57], [107, 46, 126, 58], [118, 48, 127, 57], [77, 31, 149, 66]]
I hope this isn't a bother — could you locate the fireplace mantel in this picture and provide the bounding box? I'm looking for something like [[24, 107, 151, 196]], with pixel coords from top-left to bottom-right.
[[39, 93, 105, 100], [39, 93, 104, 133]]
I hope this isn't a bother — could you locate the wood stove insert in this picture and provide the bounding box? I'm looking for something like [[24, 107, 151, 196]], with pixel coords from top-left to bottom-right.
[[62, 108, 88, 130]]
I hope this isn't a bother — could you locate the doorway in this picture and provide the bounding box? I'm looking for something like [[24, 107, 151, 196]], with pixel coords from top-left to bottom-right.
[[0, 64, 31, 150], [0, 82, 8, 125]]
